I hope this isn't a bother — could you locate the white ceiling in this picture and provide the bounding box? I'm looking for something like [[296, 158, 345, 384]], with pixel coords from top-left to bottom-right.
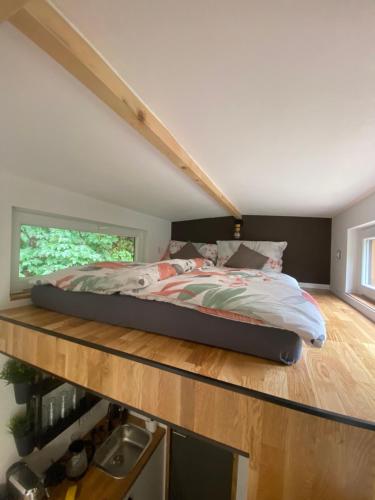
[[2, 0, 375, 220], [0, 23, 227, 221]]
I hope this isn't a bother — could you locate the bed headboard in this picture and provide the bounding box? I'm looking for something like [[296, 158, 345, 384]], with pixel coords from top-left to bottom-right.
[[171, 215, 331, 284]]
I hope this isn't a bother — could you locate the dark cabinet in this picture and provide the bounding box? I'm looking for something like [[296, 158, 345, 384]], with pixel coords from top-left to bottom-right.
[[169, 431, 234, 500]]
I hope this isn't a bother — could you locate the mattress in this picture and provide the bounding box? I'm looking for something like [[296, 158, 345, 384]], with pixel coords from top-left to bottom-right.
[[31, 285, 303, 365]]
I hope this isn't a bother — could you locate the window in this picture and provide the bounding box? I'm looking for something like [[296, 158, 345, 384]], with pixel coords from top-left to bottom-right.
[[347, 223, 375, 304], [11, 208, 145, 294], [19, 225, 136, 277], [362, 237, 375, 291]]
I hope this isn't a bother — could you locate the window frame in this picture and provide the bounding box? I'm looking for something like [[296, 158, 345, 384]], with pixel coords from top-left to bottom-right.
[[360, 236, 375, 300], [352, 224, 375, 302], [11, 208, 146, 294]]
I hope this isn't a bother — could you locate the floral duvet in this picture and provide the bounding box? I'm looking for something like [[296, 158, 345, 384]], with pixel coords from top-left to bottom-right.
[[31, 259, 326, 347]]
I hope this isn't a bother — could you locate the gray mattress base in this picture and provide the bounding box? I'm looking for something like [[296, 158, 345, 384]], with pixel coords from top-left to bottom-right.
[[31, 285, 302, 365]]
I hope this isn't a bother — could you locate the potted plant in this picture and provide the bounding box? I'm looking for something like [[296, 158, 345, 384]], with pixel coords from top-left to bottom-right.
[[0, 359, 37, 404], [8, 411, 35, 457]]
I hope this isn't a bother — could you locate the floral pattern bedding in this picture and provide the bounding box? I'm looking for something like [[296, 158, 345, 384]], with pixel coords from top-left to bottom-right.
[[31, 260, 326, 347], [30, 259, 211, 294]]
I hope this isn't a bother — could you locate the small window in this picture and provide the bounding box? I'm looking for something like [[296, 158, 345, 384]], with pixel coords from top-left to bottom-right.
[[362, 238, 375, 290], [19, 225, 136, 278], [11, 208, 145, 294]]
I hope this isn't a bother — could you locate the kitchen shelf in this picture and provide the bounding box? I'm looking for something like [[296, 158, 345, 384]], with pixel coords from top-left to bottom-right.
[[35, 393, 101, 449]]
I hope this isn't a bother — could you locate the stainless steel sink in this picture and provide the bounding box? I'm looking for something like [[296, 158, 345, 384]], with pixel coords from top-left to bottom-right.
[[93, 424, 152, 479]]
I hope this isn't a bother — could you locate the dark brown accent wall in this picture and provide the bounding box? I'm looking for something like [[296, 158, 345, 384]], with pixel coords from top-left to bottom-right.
[[172, 216, 331, 284]]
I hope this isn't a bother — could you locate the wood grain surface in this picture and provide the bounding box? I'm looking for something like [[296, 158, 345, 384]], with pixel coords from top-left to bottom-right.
[[0, 0, 29, 22], [0, 292, 373, 424], [0, 293, 374, 499]]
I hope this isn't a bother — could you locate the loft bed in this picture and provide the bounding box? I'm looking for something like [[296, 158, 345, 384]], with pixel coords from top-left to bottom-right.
[[26, 253, 326, 366], [0, 292, 374, 500], [30, 284, 303, 365]]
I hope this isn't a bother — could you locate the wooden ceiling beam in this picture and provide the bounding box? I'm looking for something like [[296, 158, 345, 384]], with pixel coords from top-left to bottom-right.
[[9, 0, 242, 219], [0, 0, 30, 22]]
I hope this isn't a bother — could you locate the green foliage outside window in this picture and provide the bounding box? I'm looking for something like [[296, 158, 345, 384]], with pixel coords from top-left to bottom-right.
[[19, 224, 135, 278]]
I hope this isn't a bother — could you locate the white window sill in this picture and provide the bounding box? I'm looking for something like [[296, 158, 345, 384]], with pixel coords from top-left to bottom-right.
[[346, 293, 375, 312], [361, 284, 375, 292]]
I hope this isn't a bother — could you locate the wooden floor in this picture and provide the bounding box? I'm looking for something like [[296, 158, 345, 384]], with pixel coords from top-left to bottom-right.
[[0, 292, 374, 427], [0, 292, 374, 500]]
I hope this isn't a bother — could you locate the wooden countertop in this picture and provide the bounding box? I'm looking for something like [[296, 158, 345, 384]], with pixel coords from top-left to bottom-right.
[[49, 415, 165, 500], [0, 292, 374, 427]]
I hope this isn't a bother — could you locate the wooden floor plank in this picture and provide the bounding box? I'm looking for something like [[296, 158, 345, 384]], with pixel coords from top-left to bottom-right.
[[0, 292, 374, 424], [0, 297, 374, 500]]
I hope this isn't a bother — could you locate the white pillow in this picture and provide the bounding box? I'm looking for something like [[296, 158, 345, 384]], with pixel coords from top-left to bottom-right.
[[217, 240, 287, 272], [164, 240, 218, 263]]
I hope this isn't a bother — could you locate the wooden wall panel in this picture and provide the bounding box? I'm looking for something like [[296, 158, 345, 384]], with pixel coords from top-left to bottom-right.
[[249, 403, 375, 500], [0, 321, 249, 452], [0, 320, 374, 499]]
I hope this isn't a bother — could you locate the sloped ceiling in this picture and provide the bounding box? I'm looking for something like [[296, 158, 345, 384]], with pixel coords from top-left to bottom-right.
[[2, 0, 375, 220], [0, 23, 227, 221]]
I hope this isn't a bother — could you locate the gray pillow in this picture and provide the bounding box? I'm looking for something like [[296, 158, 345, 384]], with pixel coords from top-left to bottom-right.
[[225, 243, 268, 269], [170, 242, 204, 259]]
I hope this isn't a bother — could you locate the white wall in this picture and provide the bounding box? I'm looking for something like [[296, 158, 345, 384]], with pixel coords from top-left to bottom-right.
[[331, 191, 375, 320], [0, 172, 171, 482], [0, 172, 171, 309]]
